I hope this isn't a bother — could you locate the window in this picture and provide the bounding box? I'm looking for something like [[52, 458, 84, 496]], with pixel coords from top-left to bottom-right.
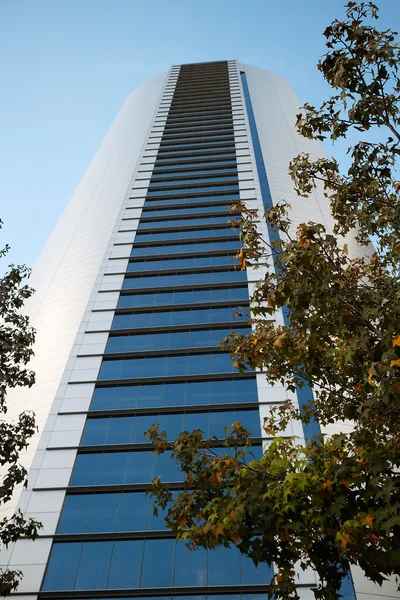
[[146, 185, 239, 198], [141, 204, 231, 218], [105, 326, 250, 354], [135, 227, 239, 243], [126, 253, 236, 273], [98, 353, 237, 381], [117, 286, 249, 309], [81, 409, 260, 446], [42, 540, 273, 591], [122, 270, 246, 291], [141, 193, 239, 208], [138, 215, 232, 230], [130, 238, 241, 257], [71, 450, 180, 486], [90, 378, 258, 411]]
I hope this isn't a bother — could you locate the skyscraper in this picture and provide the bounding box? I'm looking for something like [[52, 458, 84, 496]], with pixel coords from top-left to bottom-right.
[[1, 60, 394, 600]]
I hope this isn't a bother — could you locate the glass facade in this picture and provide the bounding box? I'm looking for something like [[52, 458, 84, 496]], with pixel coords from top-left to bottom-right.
[[40, 61, 272, 599]]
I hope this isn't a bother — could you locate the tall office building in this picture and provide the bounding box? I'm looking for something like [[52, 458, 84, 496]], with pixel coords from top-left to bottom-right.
[[1, 60, 395, 600]]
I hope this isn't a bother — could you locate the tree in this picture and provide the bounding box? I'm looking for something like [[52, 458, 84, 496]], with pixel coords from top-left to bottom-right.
[[0, 222, 40, 594], [147, 3, 400, 599]]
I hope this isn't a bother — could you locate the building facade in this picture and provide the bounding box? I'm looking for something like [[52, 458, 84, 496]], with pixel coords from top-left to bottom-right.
[[1, 60, 396, 600]]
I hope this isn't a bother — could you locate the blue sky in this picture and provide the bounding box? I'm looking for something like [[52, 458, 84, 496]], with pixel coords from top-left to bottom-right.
[[0, 0, 399, 269]]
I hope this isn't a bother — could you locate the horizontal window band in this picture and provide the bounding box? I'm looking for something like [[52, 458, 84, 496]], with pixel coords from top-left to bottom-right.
[[123, 264, 239, 278], [139, 204, 235, 216], [116, 281, 248, 296], [153, 150, 237, 161], [78, 343, 242, 360], [61, 401, 260, 418], [38, 583, 286, 599], [107, 320, 248, 336], [70, 372, 257, 387], [146, 181, 238, 193], [52, 530, 178, 542], [74, 438, 263, 455], [48, 437, 264, 454], [160, 124, 235, 136], [144, 188, 239, 201], [101, 298, 250, 314], [151, 164, 238, 175], [34, 482, 184, 494]]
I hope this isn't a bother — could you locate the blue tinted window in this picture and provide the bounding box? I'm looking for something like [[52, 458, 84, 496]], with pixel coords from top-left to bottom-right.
[[118, 286, 248, 310], [74, 541, 112, 590], [107, 416, 134, 444], [90, 379, 257, 411], [125, 451, 156, 483], [117, 492, 148, 531], [241, 553, 273, 585], [108, 540, 144, 589], [106, 327, 249, 354], [126, 253, 235, 273], [115, 385, 139, 409], [122, 270, 246, 291], [91, 387, 116, 411], [87, 493, 121, 533], [82, 410, 259, 445], [174, 542, 207, 587], [141, 204, 231, 218], [130, 239, 241, 258], [57, 494, 92, 534], [142, 193, 239, 209], [155, 451, 181, 481], [98, 452, 127, 485], [99, 353, 236, 381], [135, 228, 238, 243], [209, 546, 240, 585], [138, 215, 231, 230], [141, 539, 175, 587], [42, 540, 274, 592], [42, 542, 82, 591], [70, 453, 102, 487], [81, 418, 109, 446], [57, 492, 170, 534]]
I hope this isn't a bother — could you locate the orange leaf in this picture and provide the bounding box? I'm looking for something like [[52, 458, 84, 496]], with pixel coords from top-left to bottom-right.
[[390, 359, 400, 368], [361, 514, 375, 530], [321, 480, 334, 493], [231, 534, 241, 545], [338, 533, 352, 549], [393, 334, 400, 348], [203, 523, 213, 534]]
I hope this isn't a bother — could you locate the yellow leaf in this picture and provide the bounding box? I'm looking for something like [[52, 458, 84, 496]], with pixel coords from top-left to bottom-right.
[[273, 333, 287, 349], [343, 243, 348, 255], [390, 359, 400, 368], [392, 334, 400, 348], [367, 372, 374, 384]]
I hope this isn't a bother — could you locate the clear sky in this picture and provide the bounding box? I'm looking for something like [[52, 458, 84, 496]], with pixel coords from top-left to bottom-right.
[[0, 0, 399, 270]]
